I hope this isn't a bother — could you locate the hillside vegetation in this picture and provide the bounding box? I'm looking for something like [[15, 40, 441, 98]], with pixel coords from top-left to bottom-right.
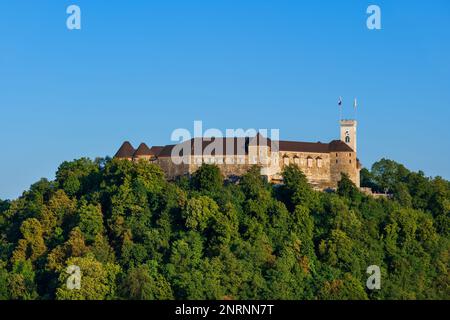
[[0, 158, 448, 300]]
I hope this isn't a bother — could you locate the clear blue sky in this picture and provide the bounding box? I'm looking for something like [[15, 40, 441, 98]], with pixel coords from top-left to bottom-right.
[[1, 0, 449, 199]]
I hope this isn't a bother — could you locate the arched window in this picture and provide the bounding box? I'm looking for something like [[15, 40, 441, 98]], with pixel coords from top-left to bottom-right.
[[345, 136, 350, 143], [317, 157, 323, 168], [283, 155, 290, 166], [294, 156, 300, 165], [307, 157, 313, 168]]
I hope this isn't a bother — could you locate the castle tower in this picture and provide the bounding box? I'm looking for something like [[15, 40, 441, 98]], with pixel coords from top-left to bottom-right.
[[340, 120, 357, 152]]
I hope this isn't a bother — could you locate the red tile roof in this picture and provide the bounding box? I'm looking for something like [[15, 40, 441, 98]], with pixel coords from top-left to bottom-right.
[[114, 141, 135, 158]]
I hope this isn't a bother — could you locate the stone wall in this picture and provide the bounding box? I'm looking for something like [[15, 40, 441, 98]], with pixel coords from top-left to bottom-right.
[[278, 152, 332, 188], [156, 157, 190, 180], [189, 156, 254, 178], [154, 150, 360, 189], [329, 151, 359, 188]]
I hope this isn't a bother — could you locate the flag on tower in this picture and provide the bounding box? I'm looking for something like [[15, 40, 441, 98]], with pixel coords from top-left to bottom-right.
[[338, 96, 343, 106], [354, 98, 358, 109]]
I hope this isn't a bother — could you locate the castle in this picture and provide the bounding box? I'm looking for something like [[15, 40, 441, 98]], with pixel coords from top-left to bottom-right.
[[115, 120, 361, 189]]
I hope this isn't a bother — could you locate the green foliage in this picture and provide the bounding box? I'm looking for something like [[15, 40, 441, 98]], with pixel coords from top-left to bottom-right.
[[77, 202, 104, 242], [0, 158, 448, 300], [190, 164, 223, 193], [183, 196, 219, 231], [337, 173, 360, 201], [0, 261, 9, 300], [120, 260, 173, 300], [56, 158, 100, 197], [8, 260, 38, 300], [278, 165, 319, 210], [56, 255, 120, 300]]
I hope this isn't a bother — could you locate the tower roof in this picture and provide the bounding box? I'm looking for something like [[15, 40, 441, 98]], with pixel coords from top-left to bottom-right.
[[134, 143, 153, 157], [328, 140, 354, 152], [114, 141, 135, 158]]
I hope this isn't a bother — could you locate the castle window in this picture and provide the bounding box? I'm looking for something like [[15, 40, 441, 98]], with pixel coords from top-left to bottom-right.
[[336, 159, 338, 164], [349, 159, 352, 164], [283, 156, 290, 166], [345, 136, 350, 143], [307, 157, 313, 168], [294, 157, 300, 165], [317, 157, 323, 168]]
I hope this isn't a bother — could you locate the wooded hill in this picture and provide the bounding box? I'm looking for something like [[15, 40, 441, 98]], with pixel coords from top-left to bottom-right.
[[0, 158, 448, 300]]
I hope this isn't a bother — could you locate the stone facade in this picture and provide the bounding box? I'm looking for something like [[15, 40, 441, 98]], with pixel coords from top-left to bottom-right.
[[115, 120, 361, 190]]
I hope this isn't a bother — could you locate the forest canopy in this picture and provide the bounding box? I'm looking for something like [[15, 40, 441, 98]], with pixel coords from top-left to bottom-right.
[[0, 157, 448, 300]]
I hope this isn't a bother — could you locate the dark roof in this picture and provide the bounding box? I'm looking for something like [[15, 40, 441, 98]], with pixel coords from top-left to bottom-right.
[[157, 138, 245, 157], [278, 140, 330, 153], [117, 137, 354, 159], [278, 140, 354, 153], [158, 136, 273, 157], [114, 141, 135, 158], [149, 146, 164, 156], [157, 144, 176, 157], [328, 140, 354, 152], [134, 143, 153, 157], [190, 137, 248, 156]]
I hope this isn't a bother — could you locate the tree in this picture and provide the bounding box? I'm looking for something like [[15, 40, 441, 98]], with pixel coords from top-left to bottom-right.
[[55, 158, 100, 197], [77, 202, 104, 242], [337, 173, 360, 201], [8, 260, 38, 300], [239, 165, 269, 200], [46, 228, 89, 273], [11, 218, 46, 263], [0, 199, 9, 214], [1, 155, 449, 300], [371, 159, 409, 193], [318, 273, 368, 300], [39, 189, 77, 241], [0, 260, 10, 299], [56, 254, 120, 300], [360, 168, 379, 191], [279, 165, 318, 211], [120, 261, 173, 300], [182, 196, 220, 232], [292, 205, 315, 257], [191, 164, 223, 193]]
